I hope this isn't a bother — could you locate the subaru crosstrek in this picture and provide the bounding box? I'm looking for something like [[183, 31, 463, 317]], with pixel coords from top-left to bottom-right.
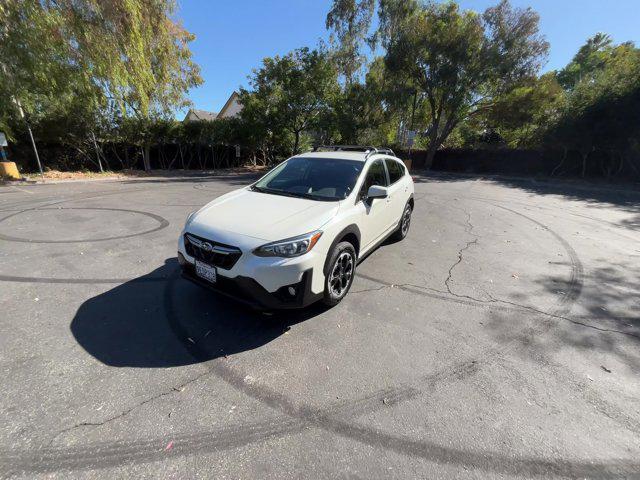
[[178, 146, 414, 309]]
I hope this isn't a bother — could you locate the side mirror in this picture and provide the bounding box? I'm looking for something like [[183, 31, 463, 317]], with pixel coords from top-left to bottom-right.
[[367, 185, 388, 200]]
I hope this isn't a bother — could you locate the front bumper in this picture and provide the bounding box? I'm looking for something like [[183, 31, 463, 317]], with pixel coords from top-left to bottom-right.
[[180, 255, 322, 310]]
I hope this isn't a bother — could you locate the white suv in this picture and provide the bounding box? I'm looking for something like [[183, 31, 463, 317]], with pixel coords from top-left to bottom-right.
[[178, 146, 414, 309]]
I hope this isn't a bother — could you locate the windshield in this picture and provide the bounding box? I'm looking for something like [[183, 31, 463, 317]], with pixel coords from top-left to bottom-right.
[[252, 157, 364, 201]]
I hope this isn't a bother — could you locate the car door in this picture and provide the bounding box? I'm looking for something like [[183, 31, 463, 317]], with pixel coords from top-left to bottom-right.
[[384, 158, 409, 228], [356, 159, 391, 251]]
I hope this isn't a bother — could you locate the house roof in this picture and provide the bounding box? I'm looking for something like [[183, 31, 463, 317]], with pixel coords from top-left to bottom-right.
[[218, 91, 240, 118], [184, 109, 217, 122]]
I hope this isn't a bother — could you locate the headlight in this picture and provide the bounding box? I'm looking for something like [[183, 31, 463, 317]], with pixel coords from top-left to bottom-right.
[[254, 231, 323, 258]]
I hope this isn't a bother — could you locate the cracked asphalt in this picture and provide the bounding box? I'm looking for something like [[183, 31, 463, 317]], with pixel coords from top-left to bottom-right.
[[1, 172, 640, 479]]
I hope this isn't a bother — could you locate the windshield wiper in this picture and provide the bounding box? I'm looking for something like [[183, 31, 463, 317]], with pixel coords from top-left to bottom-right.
[[252, 186, 337, 201], [300, 193, 336, 201], [252, 186, 306, 199], [268, 190, 308, 199]]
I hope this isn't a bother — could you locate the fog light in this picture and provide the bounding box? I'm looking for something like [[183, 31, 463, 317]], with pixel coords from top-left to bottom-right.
[[287, 286, 297, 296]]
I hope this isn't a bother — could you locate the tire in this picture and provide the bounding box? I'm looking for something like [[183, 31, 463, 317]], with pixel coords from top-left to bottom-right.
[[390, 202, 412, 241], [322, 241, 357, 307]]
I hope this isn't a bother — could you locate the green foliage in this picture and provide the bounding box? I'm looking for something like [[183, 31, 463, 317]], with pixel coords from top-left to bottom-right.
[[241, 48, 339, 155], [327, 57, 396, 144], [543, 41, 640, 175], [326, 0, 375, 82], [556, 33, 613, 90], [457, 35, 639, 163], [1, 0, 201, 119], [2, 0, 638, 179], [0, 0, 201, 170], [385, 0, 548, 165], [482, 73, 565, 147]]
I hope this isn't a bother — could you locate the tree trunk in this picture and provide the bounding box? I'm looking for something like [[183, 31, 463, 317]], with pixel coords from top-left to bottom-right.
[[551, 147, 567, 177], [91, 132, 103, 172], [111, 145, 125, 169], [178, 144, 185, 169], [197, 145, 204, 170], [614, 151, 625, 176], [293, 130, 300, 156], [581, 151, 589, 178], [167, 146, 179, 169], [124, 146, 130, 169], [624, 153, 640, 177], [186, 146, 193, 169], [222, 148, 229, 168], [143, 145, 151, 171], [424, 138, 438, 170]]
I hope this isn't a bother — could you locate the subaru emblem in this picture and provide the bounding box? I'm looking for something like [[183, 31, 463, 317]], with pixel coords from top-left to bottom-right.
[[201, 242, 213, 252]]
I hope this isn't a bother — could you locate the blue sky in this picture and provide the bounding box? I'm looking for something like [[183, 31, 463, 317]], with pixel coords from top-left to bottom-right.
[[176, 0, 639, 117]]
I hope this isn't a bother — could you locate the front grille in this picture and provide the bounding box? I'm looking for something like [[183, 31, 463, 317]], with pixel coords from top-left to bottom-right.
[[184, 233, 242, 270]]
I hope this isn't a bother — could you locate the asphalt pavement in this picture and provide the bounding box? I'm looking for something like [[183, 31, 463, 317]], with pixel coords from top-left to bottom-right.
[[1, 172, 639, 479]]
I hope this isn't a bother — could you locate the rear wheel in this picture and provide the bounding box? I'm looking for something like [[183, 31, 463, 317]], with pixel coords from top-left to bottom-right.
[[322, 241, 356, 307], [391, 202, 412, 241]]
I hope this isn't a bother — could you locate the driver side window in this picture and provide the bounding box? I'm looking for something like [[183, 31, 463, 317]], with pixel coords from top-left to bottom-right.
[[358, 160, 388, 200]]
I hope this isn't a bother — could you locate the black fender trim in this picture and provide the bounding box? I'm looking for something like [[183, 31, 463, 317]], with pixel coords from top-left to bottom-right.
[[323, 224, 361, 276], [395, 194, 415, 230]]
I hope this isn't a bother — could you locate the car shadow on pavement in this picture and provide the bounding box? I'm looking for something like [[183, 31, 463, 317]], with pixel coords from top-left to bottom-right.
[[70, 258, 325, 368]]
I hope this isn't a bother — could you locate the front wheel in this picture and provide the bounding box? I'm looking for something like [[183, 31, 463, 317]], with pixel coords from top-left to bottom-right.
[[391, 202, 412, 241], [322, 241, 357, 307]]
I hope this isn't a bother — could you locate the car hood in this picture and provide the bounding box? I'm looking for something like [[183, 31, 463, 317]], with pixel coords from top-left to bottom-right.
[[188, 188, 340, 243]]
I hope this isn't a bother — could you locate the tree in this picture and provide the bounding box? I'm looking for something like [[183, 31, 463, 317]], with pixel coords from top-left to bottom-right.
[[0, 0, 201, 170], [325, 0, 419, 144], [384, 0, 548, 167], [482, 73, 565, 147], [325, 0, 419, 66], [244, 48, 339, 155], [556, 33, 613, 90], [1, 0, 201, 116], [325, 56, 396, 144], [545, 41, 640, 177], [326, 0, 375, 83]]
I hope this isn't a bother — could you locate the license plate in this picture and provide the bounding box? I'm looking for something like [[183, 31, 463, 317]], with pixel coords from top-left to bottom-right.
[[195, 260, 217, 283]]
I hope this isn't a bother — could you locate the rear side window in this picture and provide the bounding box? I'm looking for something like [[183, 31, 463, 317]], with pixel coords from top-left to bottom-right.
[[359, 160, 388, 199], [385, 159, 405, 184]]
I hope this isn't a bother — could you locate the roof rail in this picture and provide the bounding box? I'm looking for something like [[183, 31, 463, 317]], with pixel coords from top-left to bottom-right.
[[314, 145, 375, 153], [366, 147, 396, 159], [313, 145, 396, 159]]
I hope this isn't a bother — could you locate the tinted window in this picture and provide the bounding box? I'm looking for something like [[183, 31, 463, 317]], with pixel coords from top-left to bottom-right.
[[359, 160, 388, 199], [253, 157, 364, 201], [385, 159, 405, 184]]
